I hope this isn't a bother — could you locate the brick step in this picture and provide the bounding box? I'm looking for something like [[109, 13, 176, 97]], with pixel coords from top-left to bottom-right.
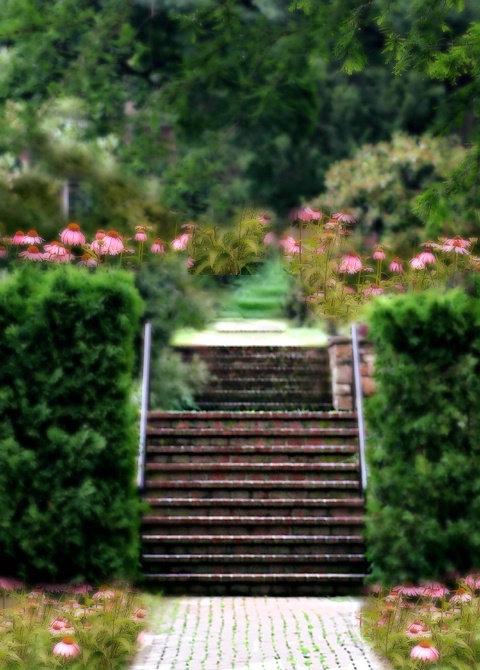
[[176, 347, 329, 361], [195, 402, 333, 411], [197, 391, 332, 403], [147, 443, 357, 455], [142, 573, 366, 582], [144, 498, 365, 516], [143, 563, 366, 576], [147, 410, 356, 424], [145, 480, 361, 496], [147, 424, 358, 444], [142, 534, 364, 549], [142, 517, 364, 536], [145, 462, 359, 475], [147, 451, 358, 466], [142, 552, 365, 563]]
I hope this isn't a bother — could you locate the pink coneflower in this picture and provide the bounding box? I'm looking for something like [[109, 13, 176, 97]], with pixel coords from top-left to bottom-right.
[[258, 211, 272, 224], [410, 640, 440, 663], [44, 241, 68, 256], [407, 621, 430, 636], [373, 247, 386, 261], [305, 292, 325, 303], [93, 586, 116, 600], [137, 631, 154, 647], [332, 211, 356, 224], [60, 223, 85, 246], [36, 583, 69, 593], [393, 583, 421, 597], [70, 583, 94, 595], [171, 232, 190, 251], [417, 247, 436, 265], [101, 230, 124, 255], [151, 239, 165, 254], [263, 232, 278, 246], [339, 253, 362, 274], [450, 587, 472, 603], [0, 576, 23, 590], [53, 637, 81, 658], [389, 257, 403, 273], [441, 236, 471, 254], [49, 619, 68, 633], [464, 573, 480, 590], [12, 230, 25, 245], [289, 207, 312, 221], [19, 245, 45, 261], [90, 230, 106, 255], [187, 256, 195, 268], [77, 253, 98, 267], [363, 284, 384, 296], [419, 582, 449, 598], [410, 255, 425, 270], [135, 229, 148, 242], [280, 236, 299, 253], [21, 229, 44, 245], [132, 608, 147, 621], [181, 222, 197, 231]]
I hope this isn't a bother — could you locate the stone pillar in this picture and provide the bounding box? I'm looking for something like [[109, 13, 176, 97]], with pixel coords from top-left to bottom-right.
[[328, 336, 376, 411]]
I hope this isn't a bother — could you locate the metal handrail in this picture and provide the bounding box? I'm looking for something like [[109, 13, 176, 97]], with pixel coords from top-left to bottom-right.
[[137, 322, 152, 493], [351, 323, 368, 492]]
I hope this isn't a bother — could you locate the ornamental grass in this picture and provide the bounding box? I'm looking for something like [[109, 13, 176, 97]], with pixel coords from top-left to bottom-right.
[[361, 574, 480, 669], [0, 579, 151, 669]]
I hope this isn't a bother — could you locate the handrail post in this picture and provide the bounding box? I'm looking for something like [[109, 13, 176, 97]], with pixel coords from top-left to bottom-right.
[[137, 322, 152, 493], [351, 323, 368, 493]]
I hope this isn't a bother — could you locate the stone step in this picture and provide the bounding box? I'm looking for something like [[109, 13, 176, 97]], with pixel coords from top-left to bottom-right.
[[142, 534, 365, 551], [144, 497, 365, 517], [142, 553, 365, 564], [147, 427, 358, 439], [143, 563, 366, 576], [176, 346, 330, 361], [197, 391, 332, 404], [142, 516, 364, 536], [147, 410, 356, 424], [145, 463, 359, 481], [145, 480, 361, 498], [146, 446, 359, 466], [195, 402, 333, 411]]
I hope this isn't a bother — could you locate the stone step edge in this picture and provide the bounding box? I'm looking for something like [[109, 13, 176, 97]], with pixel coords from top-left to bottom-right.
[[142, 573, 367, 581], [145, 480, 361, 489], [142, 515, 364, 524], [142, 534, 364, 543], [142, 553, 366, 562], [146, 444, 358, 454], [148, 411, 357, 420], [144, 497, 365, 506], [145, 463, 359, 472], [146, 428, 359, 437]]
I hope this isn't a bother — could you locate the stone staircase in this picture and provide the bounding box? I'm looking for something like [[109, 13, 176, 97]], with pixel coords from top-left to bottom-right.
[[175, 345, 332, 411], [141, 410, 367, 595]]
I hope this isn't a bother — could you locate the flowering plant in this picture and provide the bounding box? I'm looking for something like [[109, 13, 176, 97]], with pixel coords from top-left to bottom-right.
[[361, 575, 480, 669], [0, 578, 152, 669]]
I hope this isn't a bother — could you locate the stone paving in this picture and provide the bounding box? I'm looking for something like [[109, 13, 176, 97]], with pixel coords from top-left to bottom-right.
[[131, 597, 389, 670]]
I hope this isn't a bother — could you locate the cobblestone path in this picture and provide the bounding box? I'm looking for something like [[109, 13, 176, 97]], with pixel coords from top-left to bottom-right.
[[131, 597, 389, 670]]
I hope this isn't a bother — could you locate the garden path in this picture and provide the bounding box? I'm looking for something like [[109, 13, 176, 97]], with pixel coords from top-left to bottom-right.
[[131, 596, 389, 670]]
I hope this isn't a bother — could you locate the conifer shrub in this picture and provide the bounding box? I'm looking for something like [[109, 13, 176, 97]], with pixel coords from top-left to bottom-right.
[[364, 290, 480, 585], [0, 265, 144, 583]]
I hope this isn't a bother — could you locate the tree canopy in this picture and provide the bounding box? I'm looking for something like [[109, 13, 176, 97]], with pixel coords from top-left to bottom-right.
[[0, 0, 478, 222]]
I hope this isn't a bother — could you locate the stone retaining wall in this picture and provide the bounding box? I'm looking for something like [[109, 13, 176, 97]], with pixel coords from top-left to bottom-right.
[[328, 336, 375, 411]]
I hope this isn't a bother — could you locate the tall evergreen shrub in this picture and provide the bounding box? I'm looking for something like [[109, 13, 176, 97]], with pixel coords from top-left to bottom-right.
[[365, 290, 480, 584], [0, 266, 144, 583]]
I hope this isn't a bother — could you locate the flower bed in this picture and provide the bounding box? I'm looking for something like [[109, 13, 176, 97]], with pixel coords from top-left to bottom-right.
[[361, 575, 480, 668], [0, 578, 151, 669]]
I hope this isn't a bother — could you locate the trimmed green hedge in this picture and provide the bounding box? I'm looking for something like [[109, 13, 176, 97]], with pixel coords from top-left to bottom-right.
[[0, 266, 144, 583], [365, 290, 480, 584]]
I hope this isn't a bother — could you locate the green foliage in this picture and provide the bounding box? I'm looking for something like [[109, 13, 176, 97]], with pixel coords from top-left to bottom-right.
[[134, 256, 212, 365], [223, 259, 295, 319], [364, 290, 480, 584], [0, 265, 144, 583], [150, 350, 210, 411]]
